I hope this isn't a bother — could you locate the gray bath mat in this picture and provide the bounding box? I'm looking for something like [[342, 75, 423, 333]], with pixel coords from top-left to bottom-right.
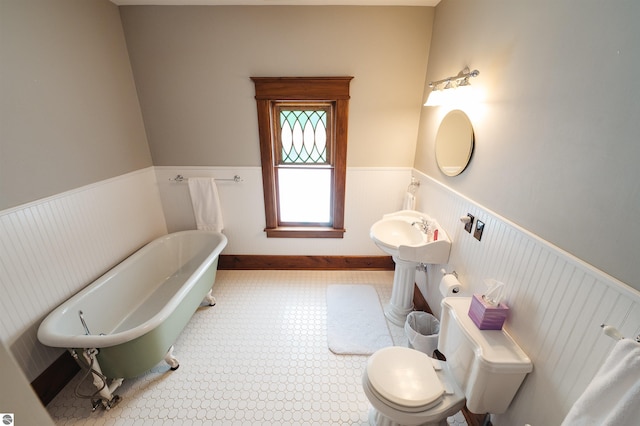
[[326, 284, 393, 355]]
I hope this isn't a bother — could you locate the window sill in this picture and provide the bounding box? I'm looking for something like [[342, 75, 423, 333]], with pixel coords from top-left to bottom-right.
[[265, 226, 345, 238]]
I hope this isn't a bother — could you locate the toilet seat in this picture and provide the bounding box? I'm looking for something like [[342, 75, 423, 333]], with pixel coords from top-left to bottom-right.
[[366, 347, 445, 412]]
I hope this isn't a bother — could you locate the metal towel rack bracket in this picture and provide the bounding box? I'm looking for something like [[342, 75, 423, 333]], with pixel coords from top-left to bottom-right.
[[600, 323, 640, 343], [169, 174, 242, 183]]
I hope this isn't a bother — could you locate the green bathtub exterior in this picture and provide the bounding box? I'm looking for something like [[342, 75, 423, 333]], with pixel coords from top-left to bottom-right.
[[92, 258, 218, 379]]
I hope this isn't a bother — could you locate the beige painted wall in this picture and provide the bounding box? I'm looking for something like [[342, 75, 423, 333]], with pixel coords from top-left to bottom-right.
[[0, 0, 152, 210], [415, 0, 640, 290], [119, 6, 433, 168]]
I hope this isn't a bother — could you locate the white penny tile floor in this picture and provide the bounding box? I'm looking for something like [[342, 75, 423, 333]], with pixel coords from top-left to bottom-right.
[[46, 270, 466, 425]]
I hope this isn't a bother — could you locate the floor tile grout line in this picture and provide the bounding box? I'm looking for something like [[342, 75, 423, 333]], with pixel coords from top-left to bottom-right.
[[46, 270, 466, 425]]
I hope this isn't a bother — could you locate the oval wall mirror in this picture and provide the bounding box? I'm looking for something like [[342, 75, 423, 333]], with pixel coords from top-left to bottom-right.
[[435, 109, 474, 176]]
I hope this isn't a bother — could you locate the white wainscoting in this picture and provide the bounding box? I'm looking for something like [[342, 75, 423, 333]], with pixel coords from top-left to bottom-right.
[[5, 162, 636, 423], [155, 166, 414, 255], [3, 165, 411, 382], [0, 168, 167, 381], [413, 170, 640, 425]]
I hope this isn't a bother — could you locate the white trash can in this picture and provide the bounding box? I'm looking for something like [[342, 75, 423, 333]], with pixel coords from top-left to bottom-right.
[[404, 311, 440, 357]]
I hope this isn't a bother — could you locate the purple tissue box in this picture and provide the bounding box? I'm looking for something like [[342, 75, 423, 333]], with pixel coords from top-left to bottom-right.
[[468, 294, 509, 330]]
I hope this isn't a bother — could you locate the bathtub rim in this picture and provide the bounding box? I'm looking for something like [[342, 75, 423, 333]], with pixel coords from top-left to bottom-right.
[[37, 230, 227, 349]]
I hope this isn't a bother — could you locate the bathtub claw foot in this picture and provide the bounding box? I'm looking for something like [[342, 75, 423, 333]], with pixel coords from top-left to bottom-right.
[[204, 289, 216, 306], [164, 345, 180, 370], [103, 394, 121, 411], [91, 399, 102, 412]]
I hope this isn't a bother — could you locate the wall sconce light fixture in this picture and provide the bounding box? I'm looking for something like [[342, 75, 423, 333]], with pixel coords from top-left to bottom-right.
[[424, 67, 480, 107]]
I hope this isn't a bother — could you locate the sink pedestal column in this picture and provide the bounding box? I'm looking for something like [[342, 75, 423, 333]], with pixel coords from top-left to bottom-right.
[[384, 257, 417, 326]]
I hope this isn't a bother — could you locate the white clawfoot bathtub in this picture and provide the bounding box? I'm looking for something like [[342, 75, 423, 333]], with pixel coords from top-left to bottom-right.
[[37, 230, 227, 408]]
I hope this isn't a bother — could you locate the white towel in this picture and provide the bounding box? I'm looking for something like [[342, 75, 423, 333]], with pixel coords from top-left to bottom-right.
[[187, 178, 224, 232], [402, 191, 416, 210], [561, 339, 640, 426]]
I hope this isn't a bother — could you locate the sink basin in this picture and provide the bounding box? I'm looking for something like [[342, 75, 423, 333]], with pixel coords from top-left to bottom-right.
[[370, 210, 451, 264], [370, 219, 428, 252]]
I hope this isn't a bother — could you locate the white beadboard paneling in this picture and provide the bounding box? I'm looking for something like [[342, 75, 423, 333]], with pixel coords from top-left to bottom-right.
[[0, 168, 167, 381], [155, 166, 413, 255], [413, 170, 640, 426]]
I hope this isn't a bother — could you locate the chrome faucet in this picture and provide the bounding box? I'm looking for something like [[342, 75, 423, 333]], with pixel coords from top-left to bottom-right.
[[411, 218, 430, 233]]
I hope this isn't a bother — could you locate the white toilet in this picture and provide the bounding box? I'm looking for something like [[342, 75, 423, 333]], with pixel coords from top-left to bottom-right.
[[362, 297, 533, 426]]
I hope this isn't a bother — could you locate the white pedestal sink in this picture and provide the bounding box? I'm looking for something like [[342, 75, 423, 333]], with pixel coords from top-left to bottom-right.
[[370, 210, 451, 326]]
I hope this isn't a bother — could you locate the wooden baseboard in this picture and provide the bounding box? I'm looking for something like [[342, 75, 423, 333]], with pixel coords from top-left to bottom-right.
[[219, 254, 394, 270], [31, 350, 79, 406], [412, 283, 433, 314], [462, 407, 492, 426]]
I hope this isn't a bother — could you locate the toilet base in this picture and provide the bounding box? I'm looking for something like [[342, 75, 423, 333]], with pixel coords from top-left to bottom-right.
[[368, 407, 448, 426], [362, 365, 465, 426]]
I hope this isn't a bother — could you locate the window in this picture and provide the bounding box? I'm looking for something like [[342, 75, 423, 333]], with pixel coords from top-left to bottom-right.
[[251, 77, 353, 238], [277, 106, 331, 223]]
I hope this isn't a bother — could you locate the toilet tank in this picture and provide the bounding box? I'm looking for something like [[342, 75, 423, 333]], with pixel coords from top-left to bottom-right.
[[438, 297, 533, 414]]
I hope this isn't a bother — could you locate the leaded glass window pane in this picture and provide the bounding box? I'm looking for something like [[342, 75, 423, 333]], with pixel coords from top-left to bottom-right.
[[279, 109, 328, 164]]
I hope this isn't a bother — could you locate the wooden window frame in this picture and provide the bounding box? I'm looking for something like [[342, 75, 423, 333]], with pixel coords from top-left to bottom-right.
[[251, 77, 353, 238]]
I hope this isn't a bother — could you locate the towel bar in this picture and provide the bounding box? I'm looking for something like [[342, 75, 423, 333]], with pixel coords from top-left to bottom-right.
[[169, 174, 242, 183]]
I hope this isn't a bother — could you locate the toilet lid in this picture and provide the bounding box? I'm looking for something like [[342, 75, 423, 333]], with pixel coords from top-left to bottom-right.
[[367, 347, 445, 409]]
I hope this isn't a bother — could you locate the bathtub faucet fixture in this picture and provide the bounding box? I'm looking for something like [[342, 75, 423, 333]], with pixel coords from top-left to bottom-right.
[[79, 310, 91, 335], [68, 348, 123, 412]]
